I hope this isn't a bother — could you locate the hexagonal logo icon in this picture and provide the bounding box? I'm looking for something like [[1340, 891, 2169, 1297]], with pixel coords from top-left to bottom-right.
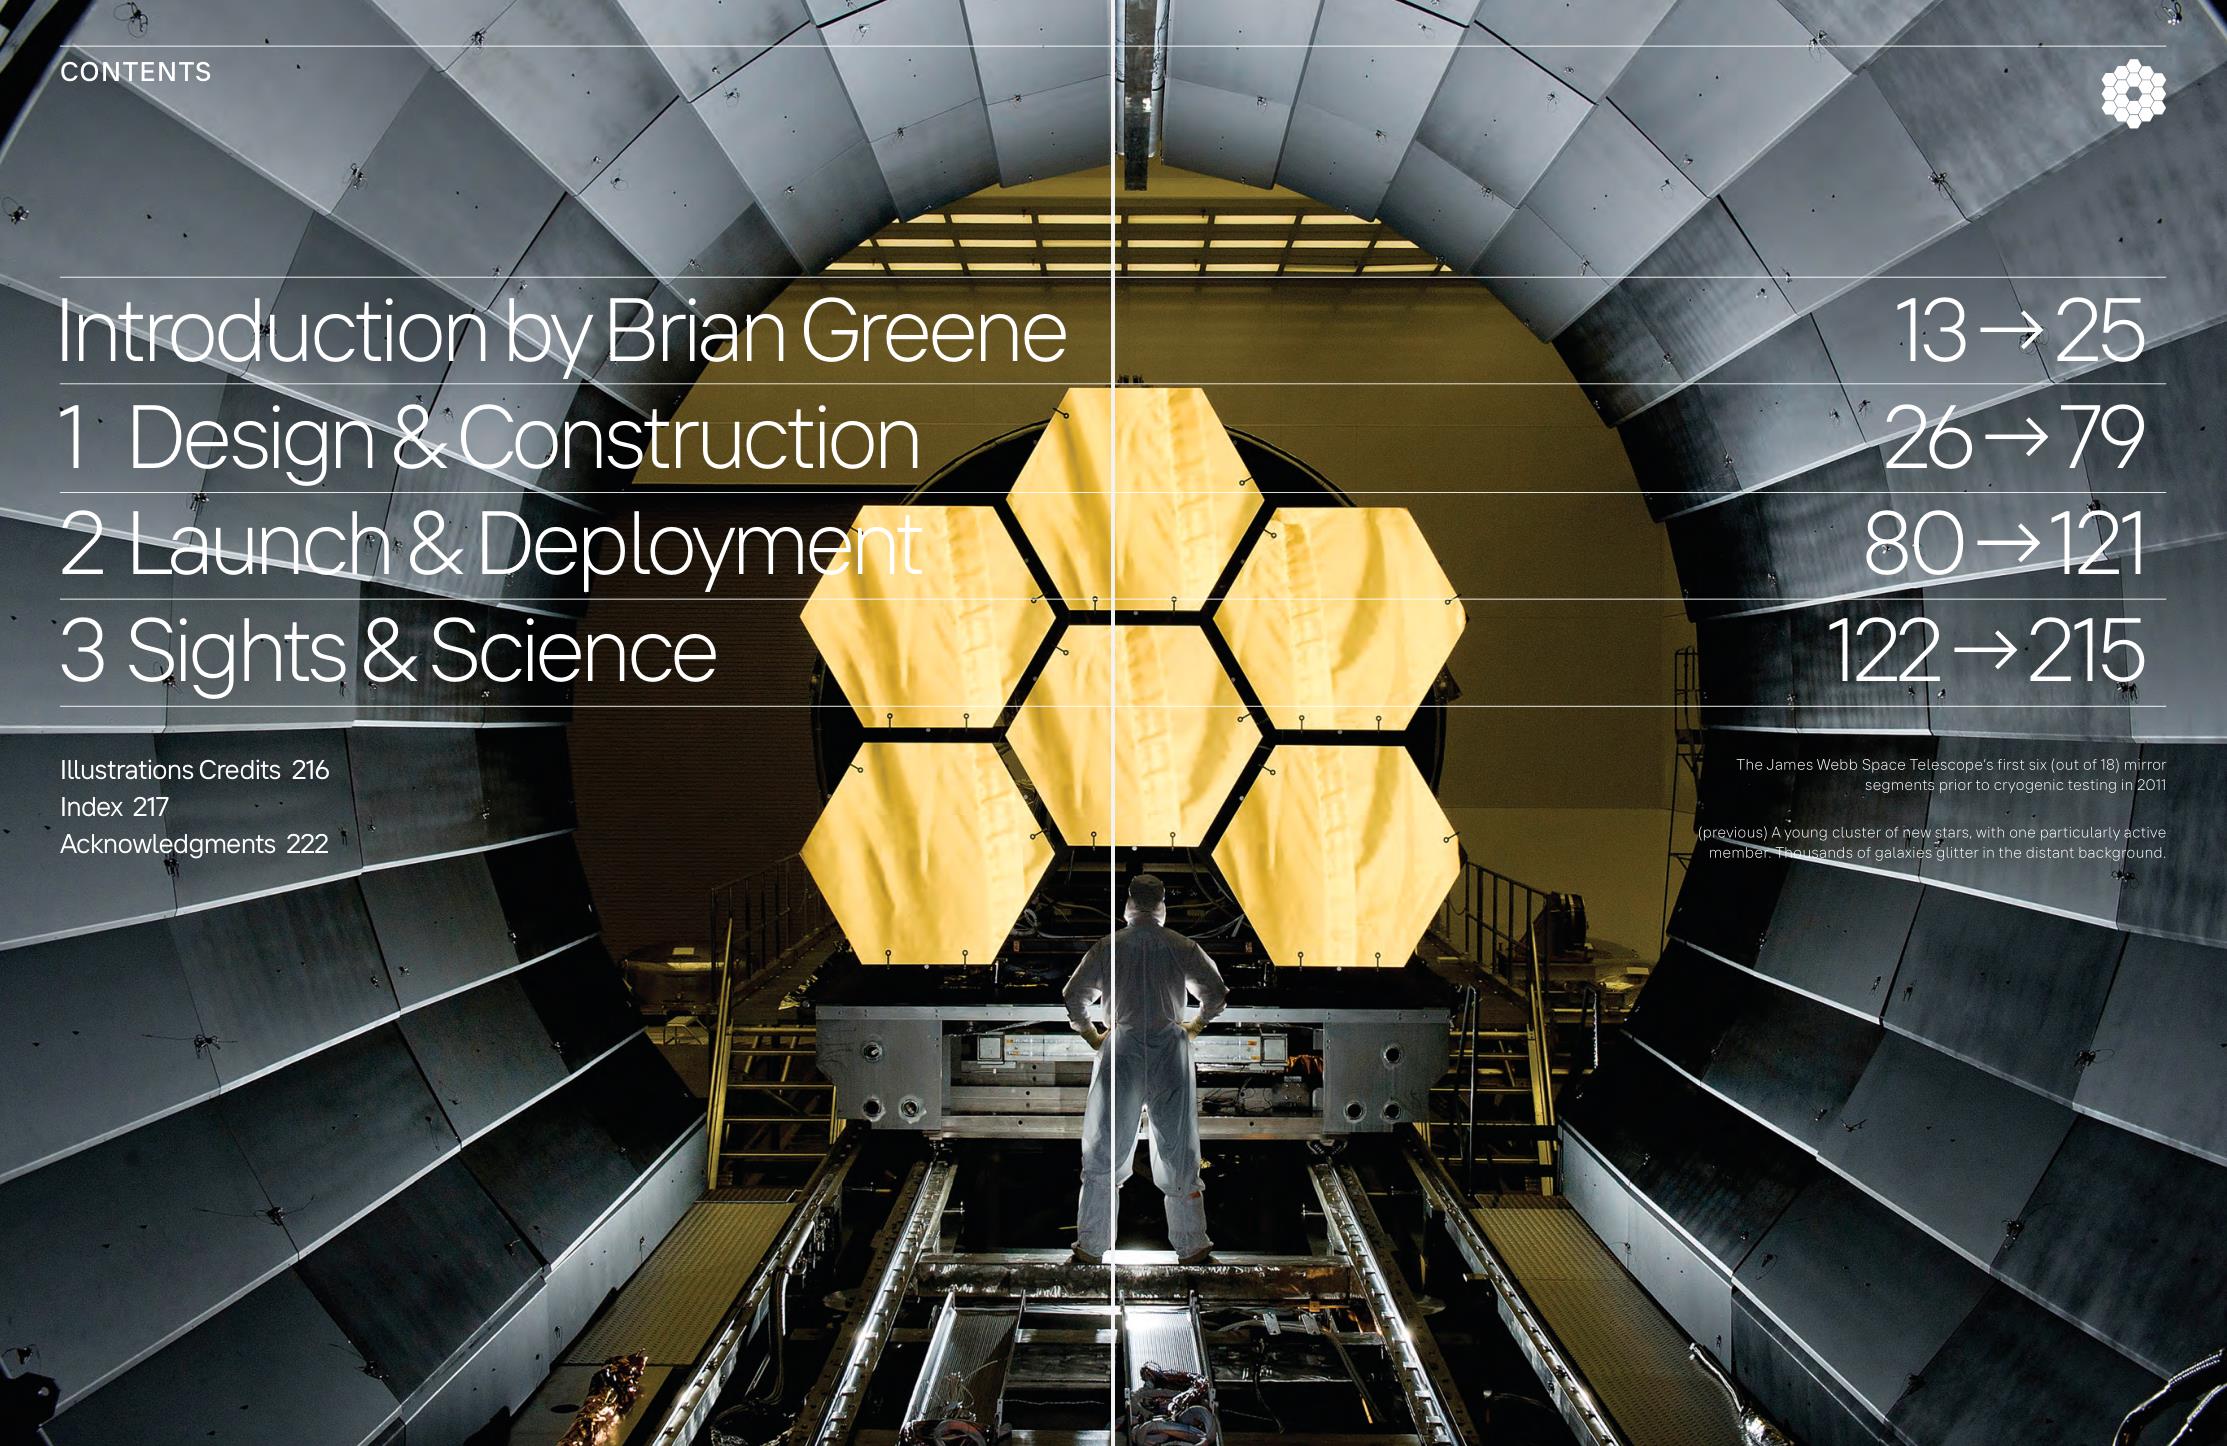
[[1212, 744, 1458, 968], [802, 504, 1053, 729], [802, 740, 1052, 965], [1008, 623, 1261, 849], [1215, 507, 1464, 731], [1008, 387, 1260, 612]]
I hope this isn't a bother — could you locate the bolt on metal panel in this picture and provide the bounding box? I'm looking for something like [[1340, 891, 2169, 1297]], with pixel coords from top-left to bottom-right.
[[363, 0, 513, 69], [1721, 72, 1963, 315], [619, 0, 812, 100], [401, 976, 574, 1138], [2079, 931, 2227, 1162], [1887, 884, 2126, 1097], [1735, 1171, 1990, 1418], [1869, 0, 2227, 219], [583, 98, 759, 281], [1166, 0, 1320, 104], [1292, 0, 1462, 141], [1557, 284, 1681, 422], [1606, 0, 1847, 198], [1828, 1030, 2078, 1257], [965, 0, 1111, 100], [1624, 199, 1796, 396], [350, 726, 490, 863], [1994, 1115, 2227, 1374], [446, 0, 682, 191], [0, 1102, 295, 1404], [72, 0, 428, 210], [1161, 78, 1295, 188], [1523, 101, 1706, 289], [0, 922, 216, 1184], [1475, 0, 1677, 103], [871, 99, 1003, 218], [987, 76, 1118, 186], [1883, 1284, 2165, 1446], [823, 0, 986, 141], [1755, 859, 1923, 1016], [758, 138, 901, 272], [1377, 140, 1516, 272], [1416, 23, 1591, 208], [216, 1024, 462, 1252], [359, 852, 517, 1008], [296, 1159, 542, 1398], [1692, 316, 1863, 492], [1773, 0, 1934, 71], [171, 878, 399, 1086], [0, 75, 311, 324], [40, 1269, 403, 1446], [156, 726, 366, 906], [1471, 205, 1608, 338]]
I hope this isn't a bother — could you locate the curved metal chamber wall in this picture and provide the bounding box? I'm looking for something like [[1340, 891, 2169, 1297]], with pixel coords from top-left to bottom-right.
[[1, 0, 2223, 1441]]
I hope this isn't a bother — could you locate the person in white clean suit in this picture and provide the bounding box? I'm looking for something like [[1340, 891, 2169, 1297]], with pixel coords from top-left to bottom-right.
[[1063, 874, 1228, 1266]]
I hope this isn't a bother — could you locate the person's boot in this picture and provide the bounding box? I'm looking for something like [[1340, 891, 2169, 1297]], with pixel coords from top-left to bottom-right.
[[1070, 1245, 1104, 1266], [1176, 1246, 1214, 1266]]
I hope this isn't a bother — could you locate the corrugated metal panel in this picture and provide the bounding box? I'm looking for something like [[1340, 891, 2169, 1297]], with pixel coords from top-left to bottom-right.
[[563, 1199, 792, 1364]]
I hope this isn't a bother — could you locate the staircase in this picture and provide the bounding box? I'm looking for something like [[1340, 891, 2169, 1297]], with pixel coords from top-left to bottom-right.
[[1428, 859, 1636, 1194], [705, 856, 842, 1189]]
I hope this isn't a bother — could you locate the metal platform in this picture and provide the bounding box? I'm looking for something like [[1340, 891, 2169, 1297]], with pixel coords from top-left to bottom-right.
[[510, 1198, 794, 1445], [1470, 1198, 1731, 1446]]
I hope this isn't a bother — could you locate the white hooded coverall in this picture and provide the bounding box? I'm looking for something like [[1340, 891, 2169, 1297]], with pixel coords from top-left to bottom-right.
[[1063, 906, 1228, 1258]]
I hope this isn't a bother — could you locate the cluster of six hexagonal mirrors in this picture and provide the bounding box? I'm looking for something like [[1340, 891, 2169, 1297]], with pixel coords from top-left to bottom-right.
[[801, 388, 1466, 974]]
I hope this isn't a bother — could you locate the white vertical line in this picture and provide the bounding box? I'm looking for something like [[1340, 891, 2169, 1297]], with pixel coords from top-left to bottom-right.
[[1104, 0, 1123, 1425]]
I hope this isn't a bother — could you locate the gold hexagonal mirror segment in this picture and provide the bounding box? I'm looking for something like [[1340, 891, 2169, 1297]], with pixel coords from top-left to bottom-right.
[[802, 504, 1052, 729], [1008, 387, 1261, 612], [1211, 744, 1458, 968], [1008, 624, 1261, 849], [802, 740, 1052, 965], [1214, 507, 1464, 731]]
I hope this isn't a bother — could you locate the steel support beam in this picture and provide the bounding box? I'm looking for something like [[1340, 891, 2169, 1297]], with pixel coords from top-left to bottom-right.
[[1308, 1161, 1477, 1446]]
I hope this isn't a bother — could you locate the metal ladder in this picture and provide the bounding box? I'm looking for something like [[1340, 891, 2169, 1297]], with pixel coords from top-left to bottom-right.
[[706, 855, 841, 1189]]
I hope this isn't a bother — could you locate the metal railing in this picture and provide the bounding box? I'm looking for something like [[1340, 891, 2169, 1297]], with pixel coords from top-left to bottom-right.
[[1434, 858, 1574, 1189], [706, 855, 837, 1187]]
